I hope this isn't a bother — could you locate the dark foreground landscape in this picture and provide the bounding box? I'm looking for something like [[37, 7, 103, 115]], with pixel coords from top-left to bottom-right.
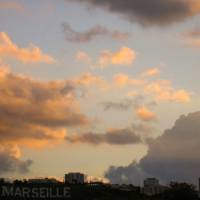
[[0, 181, 199, 200]]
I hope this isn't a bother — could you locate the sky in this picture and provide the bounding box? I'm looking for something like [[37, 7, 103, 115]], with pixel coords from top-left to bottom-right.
[[1, 0, 200, 187]]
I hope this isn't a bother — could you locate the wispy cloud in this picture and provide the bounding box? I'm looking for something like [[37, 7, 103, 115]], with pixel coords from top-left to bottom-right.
[[62, 22, 132, 43], [112, 73, 146, 88], [0, 32, 56, 63], [141, 68, 161, 77], [100, 95, 143, 111], [76, 52, 94, 69], [66, 127, 142, 145], [0, 1, 25, 12], [183, 25, 200, 37]]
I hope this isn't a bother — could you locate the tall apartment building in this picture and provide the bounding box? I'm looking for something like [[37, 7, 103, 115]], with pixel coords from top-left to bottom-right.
[[144, 178, 159, 186], [141, 178, 167, 196], [65, 172, 84, 184]]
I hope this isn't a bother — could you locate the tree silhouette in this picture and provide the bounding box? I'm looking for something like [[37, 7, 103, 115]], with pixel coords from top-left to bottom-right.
[[163, 181, 198, 200]]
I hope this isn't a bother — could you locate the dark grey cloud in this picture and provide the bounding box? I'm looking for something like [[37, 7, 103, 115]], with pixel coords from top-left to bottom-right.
[[0, 148, 33, 174], [104, 111, 200, 186], [18, 160, 33, 174], [66, 0, 200, 27], [104, 161, 149, 185], [61, 22, 132, 43], [100, 95, 143, 111], [66, 127, 142, 145]]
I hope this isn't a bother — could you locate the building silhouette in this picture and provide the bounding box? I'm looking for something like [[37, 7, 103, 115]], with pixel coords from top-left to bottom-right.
[[65, 172, 84, 184]]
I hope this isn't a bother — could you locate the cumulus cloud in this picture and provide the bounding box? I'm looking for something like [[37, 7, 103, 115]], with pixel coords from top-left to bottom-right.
[[0, 66, 110, 148], [62, 22, 132, 43], [104, 161, 148, 185], [100, 95, 143, 111], [0, 32, 56, 63], [136, 105, 157, 122], [145, 79, 193, 102], [141, 68, 161, 77], [112, 74, 146, 88], [0, 1, 24, 11], [66, 127, 142, 145], [0, 144, 33, 174], [105, 110, 200, 185], [140, 110, 200, 184], [99, 47, 136, 69], [66, 0, 200, 27]]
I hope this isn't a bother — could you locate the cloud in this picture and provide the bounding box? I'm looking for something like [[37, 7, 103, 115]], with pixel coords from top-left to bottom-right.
[[62, 22, 132, 43], [86, 176, 109, 183], [145, 79, 193, 102], [0, 32, 56, 63], [66, 127, 142, 145], [183, 25, 200, 37], [136, 105, 157, 122], [182, 37, 200, 48], [99, 47, 136, 69], [141, 68, 161, 77], [0, 66, 100, 148], [0, 144, 33, 174], [131, 123, 156, 134], [27, 175, 63, 182], [139, 110, 200, 184], [100, 95, 143, 111], [126, 90, 138, 97], [105, 110, 200, 186], [66, 0, 200, 27], [112, 74, 146, 88], [104, 161, 148, 185], [0, 1, 24, 11], [76, 52, 94, 69]]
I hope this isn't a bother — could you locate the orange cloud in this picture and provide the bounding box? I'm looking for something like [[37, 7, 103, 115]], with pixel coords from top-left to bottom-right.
[[136, 105, 157, 122], [0, 1, 24, 11], [112, 74, 147, 88], [141, 68, 161, 77], [182, 37, 200, 48], [0, 32, 56, 63], [99, 46, 136, 69], [0, 66, 94, 148], [126, 90, 138, 97], [145, 79, 193, 102], [76, 52, 94, 69], [87, 176, 109, 183], [27, 175, 63, 182]]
